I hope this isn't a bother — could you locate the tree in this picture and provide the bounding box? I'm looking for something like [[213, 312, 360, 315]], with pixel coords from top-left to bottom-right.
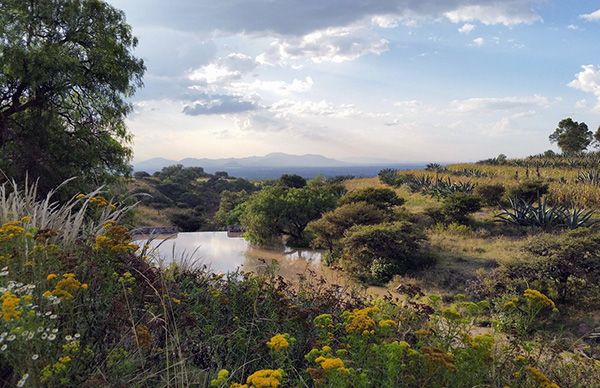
[[240, 185, 338, 246], [307, 201, 387, 253], [278, 174, 307, 188], [214, 190, 249, 227], [0, 0, 145, 193], [549, 118, 592, 154]]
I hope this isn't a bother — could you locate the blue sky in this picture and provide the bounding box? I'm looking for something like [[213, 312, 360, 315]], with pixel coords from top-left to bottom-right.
[[107, 0, 600, 163]]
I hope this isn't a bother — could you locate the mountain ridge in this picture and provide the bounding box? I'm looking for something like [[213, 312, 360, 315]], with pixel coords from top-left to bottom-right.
[[134, 152, 352, 173]]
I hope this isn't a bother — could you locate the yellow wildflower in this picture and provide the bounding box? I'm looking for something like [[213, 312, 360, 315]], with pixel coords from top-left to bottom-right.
[[523, 289, 557, 311], [344, 306, 378, 334], [47, 273, 58, 280], [266, 334, 289, 351], [526, 366, 560, 388], [378, 319, 396, 328], [1, 291, 21, 321], [58, 356, 72, 364], [44, 273, 86, 300], [315, 356, 345, 370], [246, 369, 283, 388]]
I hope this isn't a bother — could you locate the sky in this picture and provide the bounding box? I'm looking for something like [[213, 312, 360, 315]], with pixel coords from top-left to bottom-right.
[[107, 0, 600, 163]]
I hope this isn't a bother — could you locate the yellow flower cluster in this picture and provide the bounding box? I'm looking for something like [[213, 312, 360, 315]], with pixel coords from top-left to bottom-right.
[[245, 369, 284, 388], [314, 356, 349, 373], [523, 289, 557, 311], [422, 346, 456, 372], [80, 195, 116, 209], [503, 297, 519, 309], [343, 306, 379, 335], [40, 354, 73, 383], [0, 220, 26, 242], [378, 319, 396, 328], [94, 221, 138, 254], [1, 291, 22, 321], [525, 366, 560, 388], [210, 369, 230, 386], [43, 273, 88, 300], [266, 334, 289, 351]]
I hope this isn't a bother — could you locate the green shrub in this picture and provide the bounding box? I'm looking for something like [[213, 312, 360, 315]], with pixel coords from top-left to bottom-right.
[[341, 221, 431, 283], [440, 193, 482, 224], [475, 183, 505, 206]]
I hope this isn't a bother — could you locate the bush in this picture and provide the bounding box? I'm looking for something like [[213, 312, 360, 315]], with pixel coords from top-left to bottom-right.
[[440, 193, 482, 224], [475, 183, 505, 206], [307, 202, 387, 254], [169, 211, 203, 231], [506, 179, 549, 203], [341, 221, 431, 283]]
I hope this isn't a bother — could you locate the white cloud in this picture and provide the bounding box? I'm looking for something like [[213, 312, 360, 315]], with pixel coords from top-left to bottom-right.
[[458, 23, 476, 33], [472, 37, 485, 46], [567, 24, 581, 30], [449, 95, 551, 112], [445, 4, 541, 26], [270, 99, 387, 119], [580, 9, 600, 22], [568, 65, 600, 110], [393, 100, 423, 112], [229, 77, 314, 96], [257, 26, 389, 65], [188, 53, 257, 85]]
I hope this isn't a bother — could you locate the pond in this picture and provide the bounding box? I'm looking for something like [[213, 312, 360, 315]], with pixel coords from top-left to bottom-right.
[[135, 231, 391, 296]]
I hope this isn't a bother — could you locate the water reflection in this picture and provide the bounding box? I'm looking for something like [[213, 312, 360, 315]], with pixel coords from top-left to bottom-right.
[[135, 231, 391, 297], [135, 231, 322, 274]]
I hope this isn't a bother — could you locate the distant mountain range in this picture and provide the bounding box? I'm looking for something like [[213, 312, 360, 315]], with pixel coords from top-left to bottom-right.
[[134, 153, 352, 173]]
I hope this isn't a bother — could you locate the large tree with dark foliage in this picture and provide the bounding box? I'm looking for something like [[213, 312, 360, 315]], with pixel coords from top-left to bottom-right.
[[0, 0, 145, 192], [549, 118, 592, 155]]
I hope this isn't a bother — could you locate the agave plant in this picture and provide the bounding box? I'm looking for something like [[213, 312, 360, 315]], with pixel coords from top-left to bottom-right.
[[496, 196, 596, 230], [576, 170, 600, 186], [560, 205, 597, 229], [527, 197, 563, 228], [495, 198, 532, 226]]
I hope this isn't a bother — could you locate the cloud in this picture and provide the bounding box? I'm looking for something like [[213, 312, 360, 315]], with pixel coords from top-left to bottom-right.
[[110, 0, 542, 36], [458, 23, 476, 33], [580, 9, 600, 22], [394, 100, 423, 112], [568, 65, 600, 110], [270, 99, 387, 119], [445, 3, 542, 26], [449, 95, 550, 112], [257, 26, 389, 65], [229, 77, 314, 96], [182, 94, 260, 115], [472, 37, 485, 46], [188, 53, 258, 86], [567, 24, 581, 30]]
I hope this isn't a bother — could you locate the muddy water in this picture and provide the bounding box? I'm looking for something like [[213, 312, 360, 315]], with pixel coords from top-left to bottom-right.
[[135, 231, 392, 297]]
